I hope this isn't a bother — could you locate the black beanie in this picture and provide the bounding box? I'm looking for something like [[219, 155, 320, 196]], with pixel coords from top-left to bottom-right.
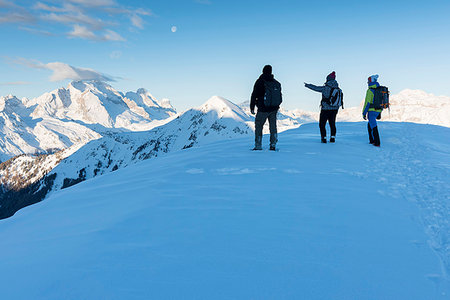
[[263, 65, 272, 75]]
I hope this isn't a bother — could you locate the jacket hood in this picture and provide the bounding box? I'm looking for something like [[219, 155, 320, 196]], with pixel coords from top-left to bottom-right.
[[325, 79, 339, 88], [260, 73, 274, 81]]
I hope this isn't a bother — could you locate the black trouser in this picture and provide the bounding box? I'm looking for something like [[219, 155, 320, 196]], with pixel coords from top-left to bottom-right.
[[319, 110, 338, 138]]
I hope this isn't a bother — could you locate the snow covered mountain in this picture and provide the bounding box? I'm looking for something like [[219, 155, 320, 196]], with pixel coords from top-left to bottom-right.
[[0, 122, 448, 299], [0, 81, 177, 162], [0, 96, 252, 218], [337, 89, 450, 126]]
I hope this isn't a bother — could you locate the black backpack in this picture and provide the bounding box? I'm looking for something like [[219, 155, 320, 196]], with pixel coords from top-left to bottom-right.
[[263, 80, 282, 107], [322, 88, 344, 109], [371, 86, 390, 110]]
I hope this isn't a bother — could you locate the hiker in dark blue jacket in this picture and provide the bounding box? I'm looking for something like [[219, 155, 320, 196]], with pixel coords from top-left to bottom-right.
[[304, 71, 343, 143]]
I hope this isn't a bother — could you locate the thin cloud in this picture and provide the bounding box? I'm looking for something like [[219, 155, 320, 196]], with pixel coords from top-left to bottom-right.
[[1, 1, 152, 42], [0, 12, 36, 24], [67, 0, 117, 7], [67, 25, 125, 42], [68, 24, 97, 40], [19, 26, 54, 36], [42, 12, 108, 30], [109, 50, 122, 59], [0, 81, 31, 86], [12, 58, 116, 82], [0, 0, 16, 8], [131, 14, 143, 29], [103, 29, 125, 41]]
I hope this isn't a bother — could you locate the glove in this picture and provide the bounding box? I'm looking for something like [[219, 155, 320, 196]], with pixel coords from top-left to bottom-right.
[[363, 114, 367, 120], [376, 113, 381, 120], [250, 109, 255, 115]]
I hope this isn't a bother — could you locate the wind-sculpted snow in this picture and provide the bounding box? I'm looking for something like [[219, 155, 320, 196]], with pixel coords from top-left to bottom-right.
[[0, 122, 448, 299]]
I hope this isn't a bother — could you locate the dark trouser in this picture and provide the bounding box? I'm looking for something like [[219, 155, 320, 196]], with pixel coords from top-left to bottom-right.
[[319, 110, 338, 139], [255, 110, 278, 148], [368, 111, 381, 146]]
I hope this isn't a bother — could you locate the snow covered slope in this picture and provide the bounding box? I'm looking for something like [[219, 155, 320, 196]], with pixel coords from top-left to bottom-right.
[[0, 122, 448, 299], [0, 81, 177, 161], [47, 95, 252, 191], [0, 96, 252, 218]]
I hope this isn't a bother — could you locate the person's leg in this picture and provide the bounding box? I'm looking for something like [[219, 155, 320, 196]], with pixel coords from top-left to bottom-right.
[[367, 123, 374, 144], [268, 110, 278, 149], [319, 110, 327, 143], [368, 111, 380, 146], [329, 110, 337, 142], [254, 111, 267, 150]]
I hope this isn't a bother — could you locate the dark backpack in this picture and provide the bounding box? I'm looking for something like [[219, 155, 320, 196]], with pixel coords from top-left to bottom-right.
[[322, 88, 344, 109], [263, 80, 282, 107], [371, 86, 390, 110]]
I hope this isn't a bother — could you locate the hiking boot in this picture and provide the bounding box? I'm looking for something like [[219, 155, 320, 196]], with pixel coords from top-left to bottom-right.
[[330, 136, 335, 143], [254, 136, 262, 151], [269, 146, 276, 151], [321, 138, 327, 143]]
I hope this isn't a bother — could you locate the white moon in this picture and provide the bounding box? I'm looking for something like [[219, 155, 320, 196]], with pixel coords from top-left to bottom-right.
[[171, 26, 177, 33]]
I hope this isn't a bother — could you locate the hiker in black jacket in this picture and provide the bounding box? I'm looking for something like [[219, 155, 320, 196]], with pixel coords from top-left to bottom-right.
[[304, 71, 343, 143], [250, 65, 282, 151]]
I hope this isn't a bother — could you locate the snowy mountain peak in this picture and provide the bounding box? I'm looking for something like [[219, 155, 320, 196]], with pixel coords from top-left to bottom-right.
[[199, 96, 252, 122], [0, 95, 28, 115]]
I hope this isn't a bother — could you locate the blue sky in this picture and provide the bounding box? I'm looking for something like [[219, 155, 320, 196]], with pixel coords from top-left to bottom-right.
[[1, 0, 450, 111]]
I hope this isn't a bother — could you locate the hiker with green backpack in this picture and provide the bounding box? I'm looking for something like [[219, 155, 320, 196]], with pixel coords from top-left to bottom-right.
[[304, 71, 344, 143], [362, 74, 390, 147], [250, 65, 283, 151]]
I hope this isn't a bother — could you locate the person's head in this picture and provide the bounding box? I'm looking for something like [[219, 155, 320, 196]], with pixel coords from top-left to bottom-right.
[[368, 74, 379, 85], [263, 65, 272, 75], [326, 71, 336, 82]]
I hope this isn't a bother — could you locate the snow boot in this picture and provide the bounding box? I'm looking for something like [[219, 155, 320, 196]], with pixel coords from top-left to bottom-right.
[[253, 136, 262, 150], [321, 137, 327, 143], [372, 126, 381, 147], [330, 136, 335, 143], [368, 123, 374, 144]]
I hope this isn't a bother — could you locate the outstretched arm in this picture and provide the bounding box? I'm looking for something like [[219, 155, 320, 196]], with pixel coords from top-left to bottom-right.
[[304, 83, 324, 93]]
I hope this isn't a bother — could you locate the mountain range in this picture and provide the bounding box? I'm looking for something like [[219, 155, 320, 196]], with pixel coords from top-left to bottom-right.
[[1, 81, 449, 218]]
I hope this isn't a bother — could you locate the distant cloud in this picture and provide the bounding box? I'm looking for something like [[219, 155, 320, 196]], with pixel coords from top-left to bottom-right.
[[12, 58, 115, 82], [131, 14, 144, 29], [19, 26, 54, 36], [67, 0, 117, 7], [0, 81, 31, 86], [1, 1, 152, 42], [0, 11, 36, 24], [109, 51, 122, 59], [68, 24, 97, 40], [103, 29, 125, 41]]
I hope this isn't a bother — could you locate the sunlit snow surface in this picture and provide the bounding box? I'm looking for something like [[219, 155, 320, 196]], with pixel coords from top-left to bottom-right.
[[0, 122, 449, 299]]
